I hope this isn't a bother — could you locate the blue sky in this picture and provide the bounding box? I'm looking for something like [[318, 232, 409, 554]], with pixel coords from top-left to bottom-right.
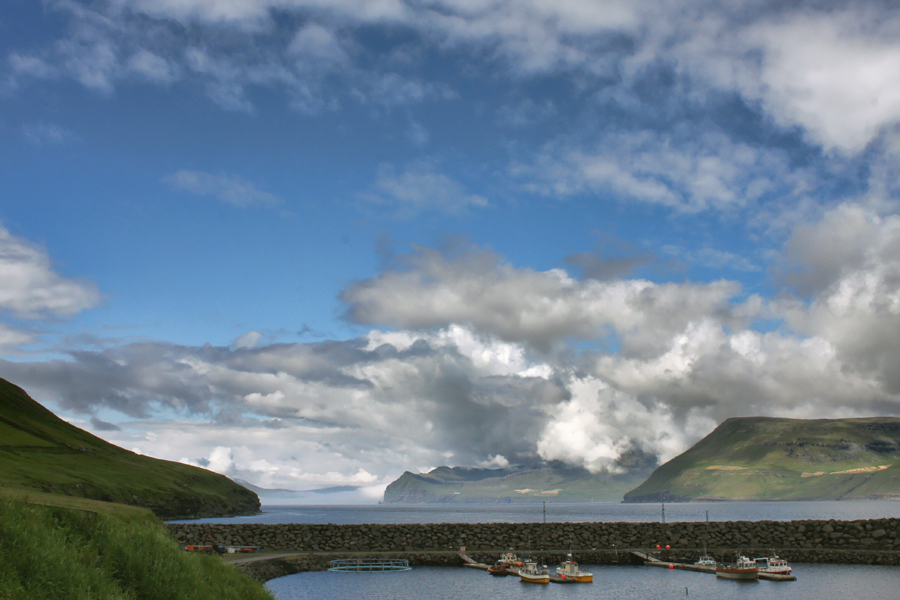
[[3, 0, 900, 502]]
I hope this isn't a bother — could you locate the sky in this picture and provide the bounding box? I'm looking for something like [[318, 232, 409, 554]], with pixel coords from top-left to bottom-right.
[[3, 0, 900, 503]]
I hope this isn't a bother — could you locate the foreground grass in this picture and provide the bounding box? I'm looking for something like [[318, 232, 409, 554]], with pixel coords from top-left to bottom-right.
[[0, 498, 274, 600]]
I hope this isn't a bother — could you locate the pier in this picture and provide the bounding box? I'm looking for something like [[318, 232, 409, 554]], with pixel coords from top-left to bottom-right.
[[637, 551, 797, 581], [327, 558, 411, 572]]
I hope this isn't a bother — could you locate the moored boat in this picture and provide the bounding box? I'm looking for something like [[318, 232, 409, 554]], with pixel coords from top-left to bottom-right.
[[754, 555, 792, 575], [518, 561, 550, 584], [498, 551, 523, 567], [715, 555, 759, 580], [694, 555, 717, 568], [555, 554, 593, 583], [487, 562, 509, 576]]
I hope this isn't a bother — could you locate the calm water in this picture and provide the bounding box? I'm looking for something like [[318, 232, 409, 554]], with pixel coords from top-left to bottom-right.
[[265, 564, 900, 600], [171, 500, 900, 525]]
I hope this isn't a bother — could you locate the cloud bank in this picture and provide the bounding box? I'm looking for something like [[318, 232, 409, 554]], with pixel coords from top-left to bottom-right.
[[6, 202, 900, 491]]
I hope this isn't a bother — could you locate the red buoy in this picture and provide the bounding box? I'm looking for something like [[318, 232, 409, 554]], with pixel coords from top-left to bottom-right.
[[656, 545, 661, 549], [668, 564, 674, 569], [666, 545, 671, 550]]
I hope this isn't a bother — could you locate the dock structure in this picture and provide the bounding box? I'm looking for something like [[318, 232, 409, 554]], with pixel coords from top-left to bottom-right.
[[458, 551, 490, 570], [633, 550, 796, 581], [327, 558, 411, 572]]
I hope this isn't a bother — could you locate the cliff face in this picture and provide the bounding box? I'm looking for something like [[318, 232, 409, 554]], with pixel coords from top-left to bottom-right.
[[0, 377, 259, 519], [624, 416, 900, 503]]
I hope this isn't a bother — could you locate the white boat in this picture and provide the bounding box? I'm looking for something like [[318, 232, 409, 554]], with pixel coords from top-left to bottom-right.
[[498, 551, 523, 567], [754, 555, 792, 575], [715, 555, 758, 580], [555, 554, 593, 582], [694, 555, 717, 568], [518, 561, 550, 584]]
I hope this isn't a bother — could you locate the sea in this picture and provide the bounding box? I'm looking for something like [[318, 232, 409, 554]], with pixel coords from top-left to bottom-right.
[[171, 502, 900, 599], [171, 499, 900, 525]]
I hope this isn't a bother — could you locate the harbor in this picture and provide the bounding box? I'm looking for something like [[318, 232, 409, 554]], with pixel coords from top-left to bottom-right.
[[460, 548, 796, 582]]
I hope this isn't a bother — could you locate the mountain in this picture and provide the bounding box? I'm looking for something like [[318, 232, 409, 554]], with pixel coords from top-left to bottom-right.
[[234, 479, 368, 505], [624, 416, 900, 502], [383, 462, 655, 503], [0, 377, 260, 519]]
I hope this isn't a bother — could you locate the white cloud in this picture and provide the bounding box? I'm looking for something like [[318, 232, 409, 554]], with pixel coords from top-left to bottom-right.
[[288, 22, 350, 65], [342, 244, 744, 355], [22, 122, 77, 147], [743, 12, 900, 154], [9, 0, 900, 156], [9, 54, 57, 79], [206, 445, 234, 474], [0, 224, 101, 319], [362, 162, 489, 217], [519, 129, 798, 214], [164, 170, 282, 207], [234, 330, 263, 349], [127, 49, 179, 84]]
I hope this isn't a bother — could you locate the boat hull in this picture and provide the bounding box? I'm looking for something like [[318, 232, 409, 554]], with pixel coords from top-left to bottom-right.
[[519, 574, 550, 584], [716, 568, 758, 580]]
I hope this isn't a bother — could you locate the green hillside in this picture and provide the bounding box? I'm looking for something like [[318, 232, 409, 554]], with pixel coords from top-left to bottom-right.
[[624, 416, 900, 502], [383, 464, 654, 503], [0, 377, 260, 519], [0, 497, 273, 600]]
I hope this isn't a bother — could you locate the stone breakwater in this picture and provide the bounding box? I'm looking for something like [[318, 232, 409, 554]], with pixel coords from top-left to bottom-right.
[[170, 518, 900, 573]]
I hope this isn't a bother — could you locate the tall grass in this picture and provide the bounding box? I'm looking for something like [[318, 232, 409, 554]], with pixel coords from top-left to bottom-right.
[[0, 499, 274, 600]]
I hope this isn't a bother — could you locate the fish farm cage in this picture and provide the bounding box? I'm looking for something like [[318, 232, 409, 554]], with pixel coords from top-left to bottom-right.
[[328, 558, 411, 572]]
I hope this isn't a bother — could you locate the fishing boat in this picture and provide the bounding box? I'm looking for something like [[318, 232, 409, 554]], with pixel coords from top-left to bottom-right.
[[715, 555, 759, 580], [497, 551, 523, 567], [487, 562, 509, 576], [555, 554, 593, 582], [518, 561, 550, 584], [754, 554, 792, 575], [694, 555, 717, 568]]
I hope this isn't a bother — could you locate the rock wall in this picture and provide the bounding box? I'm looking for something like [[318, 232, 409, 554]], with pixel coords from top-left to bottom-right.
[[169, 517, 900, 567]]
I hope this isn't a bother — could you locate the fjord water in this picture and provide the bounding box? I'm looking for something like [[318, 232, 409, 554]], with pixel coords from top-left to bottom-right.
[[173, 500, 900, 525], [266, 564, 900, 600]]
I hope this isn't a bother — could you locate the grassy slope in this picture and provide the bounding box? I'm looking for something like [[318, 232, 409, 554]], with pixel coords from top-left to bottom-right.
[[0, 497, 273, 600], [384, 466, 652, 503], [624, 416, 900, 502], [0, 377, 259, 519]]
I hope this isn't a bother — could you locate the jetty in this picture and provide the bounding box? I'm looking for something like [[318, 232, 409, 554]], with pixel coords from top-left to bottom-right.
[[328, 558, 411, 572], [634, 550, 796, 581], [458, 551, 490, 570]]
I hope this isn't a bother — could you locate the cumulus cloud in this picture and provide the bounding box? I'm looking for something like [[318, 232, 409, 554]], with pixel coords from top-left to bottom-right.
[[9, 207, 900, 483], [0, 327, 565, 488], [164, 170, 282, 208], [0, 224, 101, 319], [342, 244, 745, 355]]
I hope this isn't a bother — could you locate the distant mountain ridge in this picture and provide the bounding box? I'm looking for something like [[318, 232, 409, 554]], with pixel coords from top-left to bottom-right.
[[383, 463, 655, 503], [624, 416, 900, 502], [0, 377, 260, 519]]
